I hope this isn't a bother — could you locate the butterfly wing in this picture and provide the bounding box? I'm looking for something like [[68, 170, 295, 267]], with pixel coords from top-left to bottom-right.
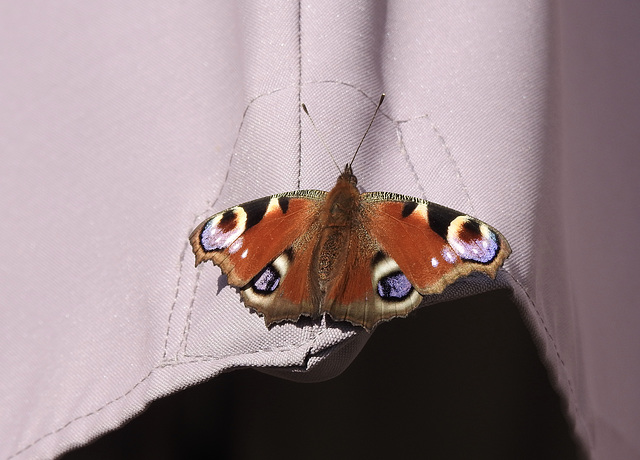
[[362, 192, 511, 293], [190, 190, 326, 324]]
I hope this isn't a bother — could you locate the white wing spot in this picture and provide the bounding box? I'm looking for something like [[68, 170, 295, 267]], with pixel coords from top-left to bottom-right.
[[431, 257, 439, 268], [442, 247, 457, 264], [229, 237, 244, 254]]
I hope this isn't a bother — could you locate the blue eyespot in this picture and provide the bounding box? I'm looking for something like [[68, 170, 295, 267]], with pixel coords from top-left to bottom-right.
[[252, 265, 280, 294], [377, 272, 413, 300]]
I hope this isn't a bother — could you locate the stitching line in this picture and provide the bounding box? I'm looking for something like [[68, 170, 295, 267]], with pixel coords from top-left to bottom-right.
[[394, 123, 428, 200], [398, 114, 476, 214], [6, 332, 327, 459], [281, 79, 473, 213], [182, 323, 331, 360], [297, 0, 302, 190], [7, 369, 153, 459], [161, 214, 203, 360], [505, 269, 591, 450], [176, 267, 202, 361]]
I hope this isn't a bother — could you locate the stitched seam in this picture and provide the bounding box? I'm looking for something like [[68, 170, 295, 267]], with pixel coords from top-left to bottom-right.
[[178, 266, 327, 359], [7, 330, 328, 459], [177, 267, 331, 358], [394, 123, 427, 199], [190, 80, 388, 223], [398, 114, 476, 214], [7, 369, 153, 459], [187, 83, 318, 221], [297, 0, 302, 190], [176, 267, 202, 360], [505, 269, 591, 450], [166, 82, 583, 455], [162, 213, 205, 360], [182, 324, 330, 360]]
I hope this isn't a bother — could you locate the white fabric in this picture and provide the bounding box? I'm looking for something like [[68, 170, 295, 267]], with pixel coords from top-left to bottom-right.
[[1, 1, 638, 458]]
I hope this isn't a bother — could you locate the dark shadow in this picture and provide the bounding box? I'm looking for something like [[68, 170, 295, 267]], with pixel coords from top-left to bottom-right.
[[62, 290, 581, 459]]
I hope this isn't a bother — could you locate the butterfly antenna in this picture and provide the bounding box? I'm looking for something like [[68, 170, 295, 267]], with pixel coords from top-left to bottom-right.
[[301, 103, 341, 174], [349, 93, 385, 168]]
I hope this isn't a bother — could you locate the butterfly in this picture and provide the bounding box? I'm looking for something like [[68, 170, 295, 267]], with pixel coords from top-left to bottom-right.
[[190, 95, 511, 331]]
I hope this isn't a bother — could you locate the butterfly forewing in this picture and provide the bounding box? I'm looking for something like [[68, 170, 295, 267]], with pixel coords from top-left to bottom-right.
[[190, 191, 325, 287]]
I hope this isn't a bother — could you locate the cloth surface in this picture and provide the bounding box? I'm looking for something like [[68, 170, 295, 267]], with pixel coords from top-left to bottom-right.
[[0, 1, 638, 458]]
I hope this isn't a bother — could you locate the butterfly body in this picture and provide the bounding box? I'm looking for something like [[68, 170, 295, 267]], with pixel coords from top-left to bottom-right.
[[190, 164, 511, 331]]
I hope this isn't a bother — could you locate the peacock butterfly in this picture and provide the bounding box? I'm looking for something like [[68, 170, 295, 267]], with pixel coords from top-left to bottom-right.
[[190, 95, 511, 331]]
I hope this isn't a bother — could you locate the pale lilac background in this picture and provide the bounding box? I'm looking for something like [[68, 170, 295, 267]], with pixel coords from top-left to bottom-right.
[[0, 1, 638, 458]]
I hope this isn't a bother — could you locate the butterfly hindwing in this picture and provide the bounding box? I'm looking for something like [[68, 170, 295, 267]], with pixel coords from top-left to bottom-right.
[[322, 229, 424, 330], [241, 223, 322, 326]]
